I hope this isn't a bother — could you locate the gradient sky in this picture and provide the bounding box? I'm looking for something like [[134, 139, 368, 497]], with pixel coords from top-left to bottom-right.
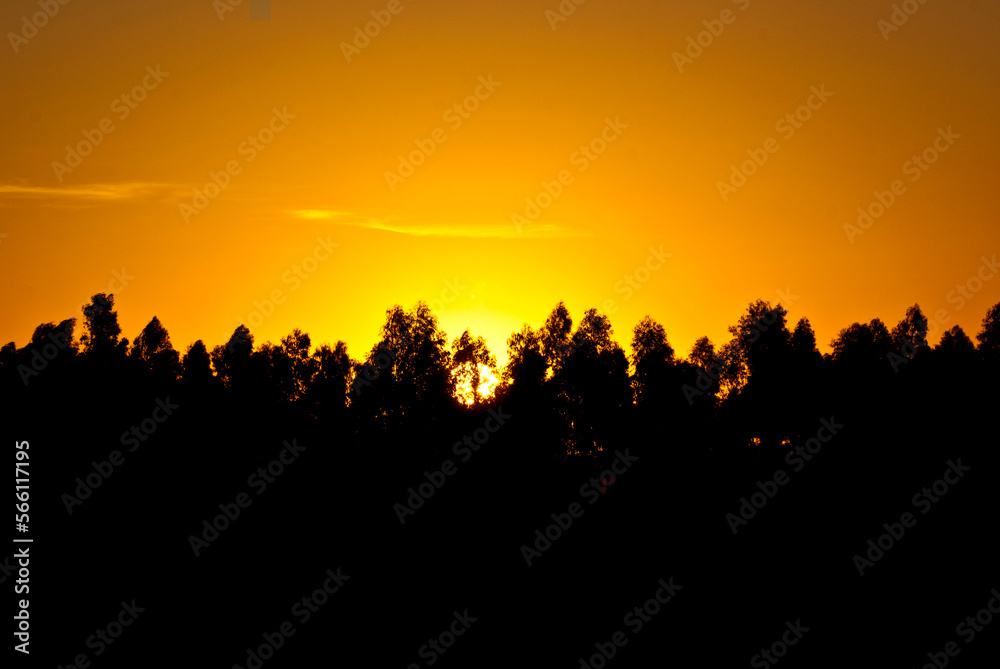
[[2, 0, 998, 368]]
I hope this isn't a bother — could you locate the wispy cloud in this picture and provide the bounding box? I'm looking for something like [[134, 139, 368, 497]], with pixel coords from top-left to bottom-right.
[[0, 182, 176, 203], [286, 209, 587, 239], [288, 209, 355, 220]]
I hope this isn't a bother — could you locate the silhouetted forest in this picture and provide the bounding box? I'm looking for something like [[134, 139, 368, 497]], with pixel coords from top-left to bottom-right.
[[5, 294, 999, 667]]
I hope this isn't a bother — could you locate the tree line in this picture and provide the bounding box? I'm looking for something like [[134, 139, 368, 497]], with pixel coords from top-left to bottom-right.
[[3, 292, 998, 463], [5, 293, 998, 667]]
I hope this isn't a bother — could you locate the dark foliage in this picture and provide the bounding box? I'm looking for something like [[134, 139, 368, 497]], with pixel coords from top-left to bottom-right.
[[4, 296, 999, 667]]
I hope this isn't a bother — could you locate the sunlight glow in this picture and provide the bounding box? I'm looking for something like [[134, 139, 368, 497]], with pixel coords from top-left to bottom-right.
[[453, 363, 500, 406]]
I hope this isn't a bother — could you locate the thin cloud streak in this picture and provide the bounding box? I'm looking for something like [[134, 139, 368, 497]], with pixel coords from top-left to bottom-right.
[[0, 182, 176, 202], [287, 209, 588, 239]]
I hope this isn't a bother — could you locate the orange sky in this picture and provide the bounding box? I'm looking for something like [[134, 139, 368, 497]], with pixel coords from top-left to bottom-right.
[[2, 0, 998, 368]]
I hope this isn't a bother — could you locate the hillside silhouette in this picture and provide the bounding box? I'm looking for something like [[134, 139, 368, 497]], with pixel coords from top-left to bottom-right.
[[4, 294, 999, 667]]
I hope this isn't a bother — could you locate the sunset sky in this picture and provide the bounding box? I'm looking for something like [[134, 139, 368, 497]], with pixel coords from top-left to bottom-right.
[[2, 0, 998, 368]]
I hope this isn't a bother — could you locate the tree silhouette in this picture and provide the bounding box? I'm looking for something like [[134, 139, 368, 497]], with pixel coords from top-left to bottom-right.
[[257, 329, 313, 403], [540, 301, 573, 377], [726, 299, 791, 388], [4, 288, 999, 668], [629, 315, 675, 407], [0, 341, 16, 369], [790, 317, 821, 362], [560, 308, 629, 458], [501, 324, 546, 398], [131, 316, 171, 361], [977, 301, 1000, 362], [787, 317, 824, 431], [305, 341, 352, 421], [715, 339, 748, 400], [890, 303, 930, 365], [211, 325, 254, 389], [131, 316, 180, 381], [81, 293, 123, 360], [31, 318, 77, 351], [450, 329, 497, 407], [934, 324, 976, 366], [182, 340, 214, 386], [688, 335, 717, 372], [355, 302, 453, 428], [686, 335, 722, 401], [831, 318, 892, 369]]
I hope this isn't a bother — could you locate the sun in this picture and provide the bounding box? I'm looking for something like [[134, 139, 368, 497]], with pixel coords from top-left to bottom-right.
[[453, 363, 500, 406]]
